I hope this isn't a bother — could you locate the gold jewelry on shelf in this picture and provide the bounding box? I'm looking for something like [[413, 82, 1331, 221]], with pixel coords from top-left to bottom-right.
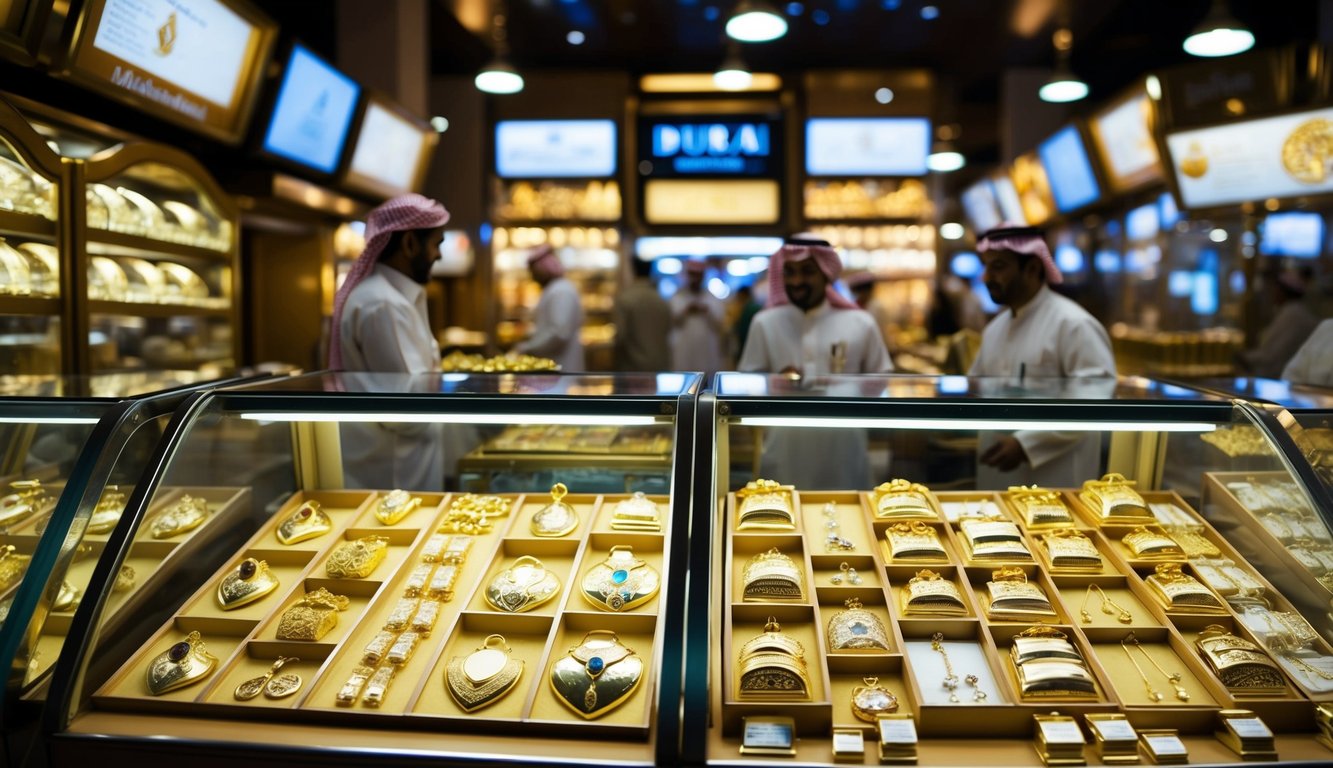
[[422, 533, 473, 564], [735, 479, 797, 530], [275, 587, 350, 641], [985, 567, 1055, 621], [145, 631, 217, 695], [902, 569, 967, 617], [1122, 526, 1185, 560], [550, 630, 644, 718], [385, 598, 420, 631], [234, 656, 301, 700], [1166, 527, 1220, 558], [611, 491, 662, 532], [386, 631, 421, 665], [1079, 473, 1152, 523], [965, 673, 988, 702], [1192, 558, 1266, 600], [362, 665, 397, 707], [1146, 563, 1226, 614], [216, 557, 279, 610], [1121, 632, 1189, 702], [530, 482, 579, 537], [362, 630, 396, 665], [827, 598, 891, 651], [1039, 528, 1104, 572], [850, 676, 899, 721], [335, 665, 374, 706], [1007, 485, 1073, 528], [485, 555, 561, 613], [0, 545, 31, 591], [741, 548, 806, 601], [446, 634, 524, 712], [0, 479, 50, 528], [404, 563, 433, 597], [885, 521, 948, 561], [439, 494, 507, 535], [275, 500, 330, 545], [51, 581, 81, 612], [113, 565, 136, 593], [426, 564, 460, 600], [1010, 626, 1098, 699], [1195, 625, 1286, 693], [580, 546, 661, 612], [929, 632, 963, 703], [829, 561, 862, 585], [871, 478, 938, 519], [737, 617, 810, 699], [823, 502, 855, 551], [374, 489, 421, 525], [959, 516, 1032, 561], [411, 600, 441, 634], [1079, 583, 1133, 625], [325, 536, 390, 579], [87, 485, 127, 534], [150, 494, 209, 539]]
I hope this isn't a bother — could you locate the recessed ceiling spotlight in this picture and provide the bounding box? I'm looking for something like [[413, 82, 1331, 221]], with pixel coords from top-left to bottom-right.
[[566, 30, 585, 44], [874, 87, 894, 104], [726, 1, 789, 42], [1183, 0, 1254, 57], [920, 5, 939, 20]]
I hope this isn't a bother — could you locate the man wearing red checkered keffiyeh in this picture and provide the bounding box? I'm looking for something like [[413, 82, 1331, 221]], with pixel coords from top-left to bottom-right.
[[329, 193, 451, 371]]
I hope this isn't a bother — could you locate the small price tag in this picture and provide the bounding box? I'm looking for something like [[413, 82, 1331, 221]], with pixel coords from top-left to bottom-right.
[[878, 717, 918, 745], [1228, 718, 1272, 740], [1144, 733, 1187, 756], [1040, 719, 1085, 745], [1089, 718, 1137, 743], [743, 718, 793, 749]]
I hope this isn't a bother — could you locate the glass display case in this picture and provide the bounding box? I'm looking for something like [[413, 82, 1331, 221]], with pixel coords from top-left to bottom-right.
[[44, 372, 698, 766], [684, 373, 1333, 766]]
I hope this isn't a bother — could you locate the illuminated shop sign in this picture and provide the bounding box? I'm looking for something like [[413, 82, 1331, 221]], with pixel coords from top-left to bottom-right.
[[639, 117, 780, 177]]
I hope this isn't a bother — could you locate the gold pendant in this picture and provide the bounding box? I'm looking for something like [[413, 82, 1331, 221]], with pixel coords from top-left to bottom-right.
[[549, 630, 643, 719], [145, 631, 217, 695], [87, 486, 127, 534], [485, 555, 561, 613], [375, 489, 421, 525], [150, 494, 210, 539], [216, 557, 280, 610], [445, 634, 524, 712], [530, 483, 578, 537], [234, 656, 301, 700], [275, 587, 350, 641], [850, 676, 899, 722], [0, 545, 31, 591], [324, 536, 389, 579], [580, 546, 660, 612], [276, 500, 331, 545]]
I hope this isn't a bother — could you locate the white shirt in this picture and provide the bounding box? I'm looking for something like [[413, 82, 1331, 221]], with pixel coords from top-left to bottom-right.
[[336, 264, 445, 491], [740, 302, 893, 490], [518, 276, 585, 371], [969, 284, 1116, 489], [1283, 318, 1333, 387], [670, 289, 727, 372]]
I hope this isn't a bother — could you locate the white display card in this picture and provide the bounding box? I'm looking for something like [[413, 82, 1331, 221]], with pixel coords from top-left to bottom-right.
[[1089, 718, 1137, 742], [742, 718, 794, 749], [1039, 719, 1085, 745], [1143, 733, 1187, 756], [1226, 718, 1273, 740], [878, 717, 918, 745]]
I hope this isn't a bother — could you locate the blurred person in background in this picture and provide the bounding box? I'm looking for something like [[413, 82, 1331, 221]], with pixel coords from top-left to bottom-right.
[[730, 284, 763, 361], [613, 256, 671, 371], [847, 271, 893, 350], [1282, 318, 1333, 387], [516, 244, 585, 371], [670, 259, 727, 373], [1238, 270, 1319, 379]]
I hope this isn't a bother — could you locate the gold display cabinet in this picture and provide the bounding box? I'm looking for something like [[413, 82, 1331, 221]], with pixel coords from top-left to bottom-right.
[[42, 371, 698, 767], [685, 373, 1333, 766]]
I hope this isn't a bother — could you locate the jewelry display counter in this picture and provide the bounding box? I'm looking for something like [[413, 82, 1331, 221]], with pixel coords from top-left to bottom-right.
[[458, 424, 674, 493], [686, 374, 1333, 766], [43, 371, 698, 767]]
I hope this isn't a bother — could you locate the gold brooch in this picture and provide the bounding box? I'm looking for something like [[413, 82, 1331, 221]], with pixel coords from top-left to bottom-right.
[[0, 479, 49, 528], [827, 598, 890, 651], [234, 656, 302, 700], [611, 492, 662, 532], [145, 631, 217, 695], [276, 500, 332, 545], [850, 676, 899, 721], [741, 548, 805, 602], [375, 489, 421, 525], [445, 634, 524, 712], [325, 536, 390, 579], [485, 555, 561, 613], [0, 544, 31, 591], [275, 587, 350, 641], [735, 479, 797, 531], [87, 485, 127, 534], [580, 546, 660, 612], [150, 495, 210, 539], [871, 478, 938, 519], [549, 630, 643, 719], [216, 557, 280, 610], [530, 483, 579, 537], [737, 618, 810, 700]]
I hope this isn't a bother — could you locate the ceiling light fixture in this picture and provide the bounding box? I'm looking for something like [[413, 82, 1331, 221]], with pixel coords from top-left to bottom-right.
[[713, 47, 754, 90], [1183, 0, 1254, 57], [926, 143, 965, 172], [1039, 27, 1088, 103], [475, 3, 524, 94], [725, 0, 788, 42]]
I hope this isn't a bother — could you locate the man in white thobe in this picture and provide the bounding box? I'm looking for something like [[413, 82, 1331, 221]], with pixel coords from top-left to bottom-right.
[[516, 245, 585, 371], [740, 237, 893, 489], [669, 259, 727, 372], [329, 193, 451, 491], [1283, 319, 1333, 387], [968, 225, 1116, 489]]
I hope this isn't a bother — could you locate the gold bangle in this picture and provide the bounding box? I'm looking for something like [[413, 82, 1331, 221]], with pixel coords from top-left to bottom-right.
[[985, 567, 1056, 621], [1122, 526, 1185, 560], [885, 521, 947, 561], [1079, 473, 1152, 523], [1195, 625, 1286, 692], [1007, 485, 1073, 527], [1039, 528, 1103, 571]]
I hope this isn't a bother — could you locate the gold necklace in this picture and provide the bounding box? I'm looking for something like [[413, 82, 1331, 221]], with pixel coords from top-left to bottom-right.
[[1080, 584, 1132, 624], [1120, 632, 1188, 702]]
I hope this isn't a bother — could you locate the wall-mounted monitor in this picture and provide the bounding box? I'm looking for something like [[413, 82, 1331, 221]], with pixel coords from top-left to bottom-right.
[[1009, 153, 1054, 225], [495, 119, 616, 178], [638, 115, 781, 177], [1088, 92, 1163, 193], [343, 96, 436, 198], [961, 179, 1003, 233], [1166, 106, 1333, 210], [1039, 124, 1102, 213], [1259, 211, 1325, 258], [63, 0, 276, 143], [804, 117, 931, 176], [261, 43, 360, 175], [991, 174, 1026, 225]]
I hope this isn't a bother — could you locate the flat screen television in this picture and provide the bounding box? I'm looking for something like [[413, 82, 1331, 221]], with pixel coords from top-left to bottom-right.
[[1009, 153, 1054, 225], [1039, 124, 1102, 213], [343, 96, 436, 198], [63, 0, 276, 143], [1088, 92, 1163, 193], [495, 119, 616, 178], [638, 115, 780, 177], [1259, 211, 1325, 258], [991, 174, 1026, 225], [804, 117, 931, 176], [261, 43, 360, 175], [1166, 106, 1333, 209], [961, 179, 1003, 233]]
